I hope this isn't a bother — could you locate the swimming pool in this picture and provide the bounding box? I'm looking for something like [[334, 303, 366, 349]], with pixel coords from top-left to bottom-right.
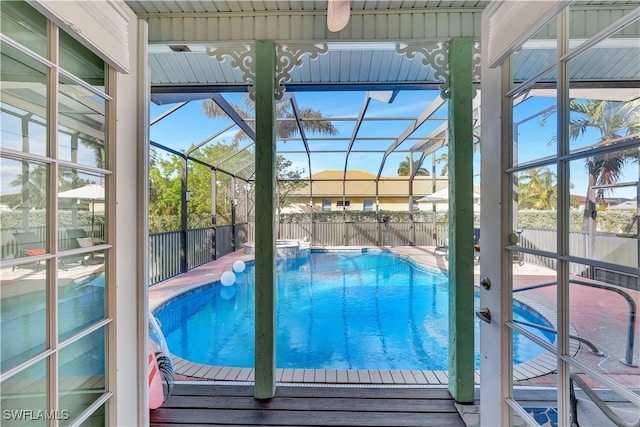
[[154, 250, 555, 370]]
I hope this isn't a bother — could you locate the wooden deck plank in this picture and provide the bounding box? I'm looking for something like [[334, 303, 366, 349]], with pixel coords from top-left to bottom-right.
[[368, 370, 383, 383], [378, 370, 394, 384], [423, 370, 440, 384], [161, 395, 460, 412], [292, 369, 305, 382], [151, 384, 465, 426], [336, 370, 348, 383], [390, 371, 405, 383], [151, 408, 465, 426], [303, 369, 315, 382]]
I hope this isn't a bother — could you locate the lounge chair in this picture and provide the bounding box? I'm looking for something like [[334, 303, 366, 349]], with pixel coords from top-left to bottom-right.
[[59, 229, 93, 269], [12, 231, 46, 270], [63, 228, 105, 267]]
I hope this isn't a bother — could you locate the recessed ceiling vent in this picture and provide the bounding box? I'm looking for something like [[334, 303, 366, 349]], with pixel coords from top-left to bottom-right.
[[169, 45, 191, 52]]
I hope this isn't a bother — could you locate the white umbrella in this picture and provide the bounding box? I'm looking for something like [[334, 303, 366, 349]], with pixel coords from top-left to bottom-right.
[[417, 187, 480, 202], [59, 184, 104, 236]]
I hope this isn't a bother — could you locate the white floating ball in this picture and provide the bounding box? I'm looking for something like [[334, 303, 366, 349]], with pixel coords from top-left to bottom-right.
[[220, 271, 236, 286], [232, 260, 246, 273]]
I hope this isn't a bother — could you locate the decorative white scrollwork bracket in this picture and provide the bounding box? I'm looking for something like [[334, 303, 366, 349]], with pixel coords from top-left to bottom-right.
[[207, 43, 328, 100], [395, 41, 481, 99], [396, 42, 450, 98], [206, 44, 254, 92]]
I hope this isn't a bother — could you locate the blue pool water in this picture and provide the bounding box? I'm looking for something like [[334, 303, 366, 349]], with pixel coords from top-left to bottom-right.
[[1, 273, 106, 373], [155, 250, 555, 370]]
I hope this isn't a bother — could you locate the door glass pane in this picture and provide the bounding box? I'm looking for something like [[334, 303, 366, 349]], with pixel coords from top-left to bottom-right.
[[59, 30, 105, 91], [512, 75, 558, 167], [0, 1, 47, 58], [79, 403, 106, 427], [570, 371, 639, 426], [514, 165, 558, 236], [567, 262, 639, 376], [568, 154, 638, 266], [58, 167, 106, 250], [567, 24, 640, 154], [0, 156, 48, 258], [511, 333, 559, 426], [58, 75, 106, 168], [1, 42, 48, 156], [0, 358, 48, 426], [1, 270, 47, 372], [513, 16, 558, 84], [58, 269, 106, 342], [59, 328, 106, 426]]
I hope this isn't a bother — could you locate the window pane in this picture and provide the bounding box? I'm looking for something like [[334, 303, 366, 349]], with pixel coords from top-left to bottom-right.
[[0, 1, 47, 58], [512, 81, 558, 167], [0, 157, 48, 259], [59, 270, 106, 342], [0, 358, 48, 426], [513, 16, 557, 84], [1, 42, 48, 156], [567, 22, 640, 154], [58, 75, 106, 168], [79, 403, 106, 427], [1, 270, 47, 372], [514, 165, 558, 237], [59, 30, 105, 91], [59, 328, 106, 426], [58, 167, 106, 250], [568, 262, 639, 376], [569, 154, 638, 267]]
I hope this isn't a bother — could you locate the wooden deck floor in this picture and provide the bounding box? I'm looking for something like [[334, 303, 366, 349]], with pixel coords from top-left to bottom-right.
[[150, 384, 466, 426]]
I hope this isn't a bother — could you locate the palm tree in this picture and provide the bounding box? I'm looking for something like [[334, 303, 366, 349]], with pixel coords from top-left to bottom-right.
[[397, 156, 429, 176], [202, 95, 338, 143], [566, 100, 639, 233], [518, 167, 557, 210], [435, 152, 448, 176]]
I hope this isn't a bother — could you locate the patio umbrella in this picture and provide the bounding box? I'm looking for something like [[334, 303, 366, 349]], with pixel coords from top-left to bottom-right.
[[58, 184, 105, 236]]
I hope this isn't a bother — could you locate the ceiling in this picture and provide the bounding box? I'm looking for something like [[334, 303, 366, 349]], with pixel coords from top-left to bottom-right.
[[125, 1, 490, 15], [128, 1, 638, 183]]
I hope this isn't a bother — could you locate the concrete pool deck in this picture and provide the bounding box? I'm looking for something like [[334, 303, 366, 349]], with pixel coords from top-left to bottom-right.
[[148, 246, 639, 389]]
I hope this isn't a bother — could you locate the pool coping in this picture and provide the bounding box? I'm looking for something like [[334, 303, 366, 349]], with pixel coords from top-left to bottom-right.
[[149, 246, 575, 385]]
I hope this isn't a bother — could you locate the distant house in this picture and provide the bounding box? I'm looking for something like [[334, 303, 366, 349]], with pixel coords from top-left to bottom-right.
[[571, 194, 632, 211], [283, 170, 449, 212]]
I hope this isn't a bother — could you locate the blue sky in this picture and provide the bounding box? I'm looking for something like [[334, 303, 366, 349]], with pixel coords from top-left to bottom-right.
[[149, 90, 638, 200]]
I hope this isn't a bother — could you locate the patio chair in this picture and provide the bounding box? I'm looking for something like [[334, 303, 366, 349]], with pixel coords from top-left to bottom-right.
[[12, 231, 46, 270], [59, 228, 93, 269], [434, 240, 449, 260]]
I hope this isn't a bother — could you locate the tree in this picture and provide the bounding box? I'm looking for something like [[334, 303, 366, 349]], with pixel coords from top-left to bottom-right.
[[201, 95, 338, 143], [518, 167, 557, 210], [435, 152, 448, 176], [276, 156, 306, 217], [565, 100, 639, 233], [397, 156, 429, 176]]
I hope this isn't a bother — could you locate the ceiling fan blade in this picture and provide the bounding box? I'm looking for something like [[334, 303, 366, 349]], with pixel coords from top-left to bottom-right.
[[327, 0, 350, 32]]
